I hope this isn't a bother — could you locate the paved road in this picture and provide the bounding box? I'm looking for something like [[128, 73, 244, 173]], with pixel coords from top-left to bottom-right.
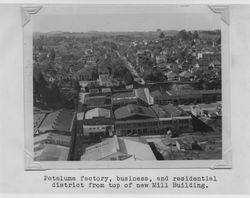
[[115, 50, 145, 85]]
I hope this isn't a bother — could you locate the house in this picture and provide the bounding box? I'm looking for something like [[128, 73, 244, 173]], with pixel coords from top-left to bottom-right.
[[209, 59, 221, 69], [179, 70, 194, 81], [75, 67, 96, 81], [179, 61, 190, 70], [155, 54, 167, 64], [98, 74, 112, 87], [80, 135, 156, 161], [83, 108, 115, 137], [165, 71, 179, 81], [191, 103, 222, 118]]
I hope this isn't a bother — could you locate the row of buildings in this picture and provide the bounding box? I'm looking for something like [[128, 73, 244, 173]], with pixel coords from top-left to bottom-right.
[[33, 109, 76, 161], [77, 103, 193, 138], [77, 86, 194, 138]]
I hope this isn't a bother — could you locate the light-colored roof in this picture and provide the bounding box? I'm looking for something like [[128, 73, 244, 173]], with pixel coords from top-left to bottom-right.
[[166, 71, 178, 78], [81, 136, 156, 161], [81, 137, 119, 161], [134, 88, 154, 105], [179, 70, 193, 78], [77, 112, 85, 121], [38, 109, 75, 133], [85, 108, 111, 119], [118, 138, 156, 160], [34, 144, 69, 161]]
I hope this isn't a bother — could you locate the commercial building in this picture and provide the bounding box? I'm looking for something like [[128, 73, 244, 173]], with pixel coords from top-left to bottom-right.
[[111, 88, 154, 108], [83, 95, 112, 110], [151, 104, 193, 133], [34, 109, 76, 147], [34, 144, 70, 161], [80, 135, 156, 161], [114, 103, 192, 136], [151, 89, 221, 105], [83, 107, 115, 138]]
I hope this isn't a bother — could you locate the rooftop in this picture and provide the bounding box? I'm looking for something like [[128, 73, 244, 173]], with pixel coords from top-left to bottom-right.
[[111, 91, 136, 103], [33, 113, 46, 134], [134, 88, 154, 105], [151, 104, 189, 118], [114, 104, 157, 120], [84, 95, 111, 106], [179, 70, 193, 78], [38, 109, 75, 133], [166, 71, 178, 78], [81, 136, 156, 161], [85, 108, 111, 119], [34, 144, 69, 161]]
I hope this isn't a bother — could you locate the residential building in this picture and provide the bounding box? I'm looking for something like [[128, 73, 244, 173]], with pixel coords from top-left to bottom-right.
[[179, 70, 194, 81], [165, 71, 179, 81], [98, 74, 112, 87]]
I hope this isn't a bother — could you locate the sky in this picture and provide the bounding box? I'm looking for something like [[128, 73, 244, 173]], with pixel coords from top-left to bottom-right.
[[32, 13, 221, 33]]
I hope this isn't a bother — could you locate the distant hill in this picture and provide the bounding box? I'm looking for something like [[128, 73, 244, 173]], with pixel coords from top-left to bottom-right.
[[33, 29, 219, 39]]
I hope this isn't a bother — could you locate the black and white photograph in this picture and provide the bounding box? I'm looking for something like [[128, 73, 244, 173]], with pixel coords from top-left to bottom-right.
[[3, 1, 250, 195], [31, 5, 223, 163]]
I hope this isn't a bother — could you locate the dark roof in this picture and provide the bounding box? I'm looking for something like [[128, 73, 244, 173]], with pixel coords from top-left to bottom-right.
[[150, 105, 171, 118], [38, 109, 75, 133], [150, 90, 162, 97], [151, 104, 189, 118], [162, 104, 189, 117], [112, 91, 135, 99], [34, 113, 46, 134], [199, 89, 221, 94], [114, 104, 157, 120], [84, 96, 111, 106]]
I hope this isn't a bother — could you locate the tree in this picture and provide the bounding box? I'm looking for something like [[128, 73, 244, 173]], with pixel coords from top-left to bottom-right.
[[73, 80, 81, 92], [216, 37, 221, 45], [193, 31, 199, 39], [123, 71, 133, 85], [178, 30, 188, 40], [159, 32, 165, 38], [187, 31, 192, 40], [49, 48, 56, 62]]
